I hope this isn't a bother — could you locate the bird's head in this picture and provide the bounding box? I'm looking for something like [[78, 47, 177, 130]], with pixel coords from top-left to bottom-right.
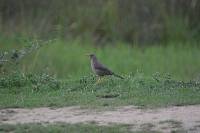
[[86, 53, 96, 59]]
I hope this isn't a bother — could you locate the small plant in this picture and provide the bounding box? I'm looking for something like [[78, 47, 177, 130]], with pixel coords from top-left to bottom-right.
[[0, 39, 56, 74], [0, 72, 63, 93]]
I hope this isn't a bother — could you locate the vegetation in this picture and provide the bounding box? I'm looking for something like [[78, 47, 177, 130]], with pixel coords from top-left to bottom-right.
[[0, 1, 199, 132], [1, 40, 200, 80], [0, 0, 200, 44], [0, 70, 200, 108], [0, 39, 200, 109]]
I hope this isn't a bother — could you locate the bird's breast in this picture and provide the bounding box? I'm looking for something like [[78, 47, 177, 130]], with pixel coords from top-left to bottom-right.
[[90, 60, 96, 73]]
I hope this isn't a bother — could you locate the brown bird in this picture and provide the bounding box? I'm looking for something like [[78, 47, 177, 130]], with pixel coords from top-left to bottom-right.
[[87, 54, 124, 79]]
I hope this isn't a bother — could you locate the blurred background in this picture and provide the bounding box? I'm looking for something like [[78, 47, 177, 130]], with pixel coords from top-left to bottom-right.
[[0, 0, 200, 80]]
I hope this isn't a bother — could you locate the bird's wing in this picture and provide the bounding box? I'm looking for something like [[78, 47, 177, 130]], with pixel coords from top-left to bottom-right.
[[95, 65, 113, 75]]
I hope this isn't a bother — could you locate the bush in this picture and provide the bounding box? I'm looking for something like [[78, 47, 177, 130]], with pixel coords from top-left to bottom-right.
[[0, 0, 199, 44]]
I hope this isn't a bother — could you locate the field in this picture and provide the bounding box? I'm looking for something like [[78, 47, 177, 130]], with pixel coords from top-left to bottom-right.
[[1, 39, 200, 108], [1, 40, 200, 132], [1, 39, 200, 80], [1, 70, 200, 109], [0, 123, 148, 133], [1, 1, 200, 132]]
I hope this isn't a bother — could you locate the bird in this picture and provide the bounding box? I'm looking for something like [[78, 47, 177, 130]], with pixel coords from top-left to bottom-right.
[[87, 54, 124, 80]]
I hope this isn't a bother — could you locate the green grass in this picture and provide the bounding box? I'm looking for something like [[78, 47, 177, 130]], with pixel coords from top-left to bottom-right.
[[0, 72, 200, 108], [0, 123, 164, 133], [1, 39, 200, 80], [0, 123, 134, 133], [0, 123, 163, 133], [1, 39, 200, 108]]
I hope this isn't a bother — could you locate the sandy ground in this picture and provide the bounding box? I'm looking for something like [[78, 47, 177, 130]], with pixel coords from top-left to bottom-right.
[[0, 105, 200, 133]]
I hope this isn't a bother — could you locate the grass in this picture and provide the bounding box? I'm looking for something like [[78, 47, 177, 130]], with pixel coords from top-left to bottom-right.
[[1, 39, 200, 108], [0, 123, 164, 133], [1, 39, 200, 80], [0, 123, 134, 133], [0, 72, 200, 108], [0, 40, 199, 133], [0, 123, 187, 133]]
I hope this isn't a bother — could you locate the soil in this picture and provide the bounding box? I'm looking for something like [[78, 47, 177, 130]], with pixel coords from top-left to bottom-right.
[[1, 105, 200, 133]]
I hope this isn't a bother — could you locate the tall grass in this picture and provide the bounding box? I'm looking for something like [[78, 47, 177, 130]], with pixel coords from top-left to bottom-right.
[[1, 39, 199, 80], [0, 0, 199, 43]]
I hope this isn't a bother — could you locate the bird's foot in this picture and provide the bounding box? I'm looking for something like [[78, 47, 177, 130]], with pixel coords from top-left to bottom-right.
[[95, 77, 104, 85]]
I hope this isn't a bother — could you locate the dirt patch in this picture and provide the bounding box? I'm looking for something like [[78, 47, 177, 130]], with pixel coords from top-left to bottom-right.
[[0, 105, 200, 133]]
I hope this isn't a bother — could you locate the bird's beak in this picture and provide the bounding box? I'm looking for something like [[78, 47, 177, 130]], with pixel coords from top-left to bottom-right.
[[85, 53, 90, 56]]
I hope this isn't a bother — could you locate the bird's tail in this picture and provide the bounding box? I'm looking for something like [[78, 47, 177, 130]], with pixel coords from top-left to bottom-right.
[[113, 73, 124, 79]]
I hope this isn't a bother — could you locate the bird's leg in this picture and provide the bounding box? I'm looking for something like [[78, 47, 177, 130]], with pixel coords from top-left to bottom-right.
[[95, 76, 104, 84], [95, 77, 101, 84], [95, 76, 106, 85]]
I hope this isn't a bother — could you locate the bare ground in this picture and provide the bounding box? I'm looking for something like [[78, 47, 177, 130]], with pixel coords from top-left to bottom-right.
[[0, 105, 200, 133]]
